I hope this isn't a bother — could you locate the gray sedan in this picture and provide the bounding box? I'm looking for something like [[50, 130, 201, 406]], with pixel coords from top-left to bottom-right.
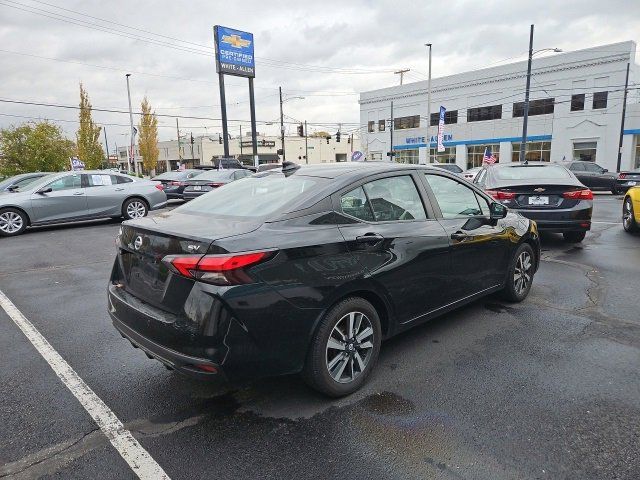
[[0, 172, 51, 192], [0, 170, 167, 237]]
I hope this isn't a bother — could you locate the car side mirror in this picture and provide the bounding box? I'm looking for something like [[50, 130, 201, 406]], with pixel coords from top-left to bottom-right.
[[602, 168, 608, 173], [37, 187, 52, 194], [490, 202, 508, 219]]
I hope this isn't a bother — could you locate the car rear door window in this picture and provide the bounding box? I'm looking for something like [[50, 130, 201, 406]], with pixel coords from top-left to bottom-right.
[[362, 176, 427, 221], [116, 175, 134, 184], [85, 174, 113, 187], [569, 163, 585, 172], [425, 174, 487, 218], [341, 186, 375, 221]]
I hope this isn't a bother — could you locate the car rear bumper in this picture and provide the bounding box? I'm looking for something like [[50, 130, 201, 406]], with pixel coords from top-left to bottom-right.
[[512, 204, 592, 232], [182, 191, 207, 201], [615, 180, 639, 192]]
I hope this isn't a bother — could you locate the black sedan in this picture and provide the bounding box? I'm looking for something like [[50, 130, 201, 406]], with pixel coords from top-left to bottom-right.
[[615, 167, 640, 194], [561, 160, 617, 193], [474, 162, 592, 242], [151, 169, 203, 199], [108, 162, 540, 397], [182, 169, 252, 200]]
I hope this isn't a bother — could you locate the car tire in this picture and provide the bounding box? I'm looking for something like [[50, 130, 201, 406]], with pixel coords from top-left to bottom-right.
[[563, 231, 586, 243], [122, 198, 149, 220], [0, 207, 28, 237], [302, 297, 382, 397], [623, 197, 639, 233], [501, 243, 535, 303]]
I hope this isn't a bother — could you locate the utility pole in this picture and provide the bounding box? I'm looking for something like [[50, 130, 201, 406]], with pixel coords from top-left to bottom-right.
[[616, 62, 630, 173], [176, 118, 182, 170], [103, 126, 110, 168], [239, 124, 243, 156], [425, 43, 432, 164], [519, 25, 535, 163], [279, 86, 285, 162], [125, 74, 137, 175], [304, 120, 308, 164], [390, 100, 394, 161], [394, 69, 410, 85]]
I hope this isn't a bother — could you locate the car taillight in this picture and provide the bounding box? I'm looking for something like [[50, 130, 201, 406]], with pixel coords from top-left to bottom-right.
[[164, 251, 272, 285], [618, 173, 627, 179], [170, 181, 184, 186], [486, 190, 516, 200], [155, 184, 164, 191], [208, 182, 225, 187], [562, 189, 593, 200]]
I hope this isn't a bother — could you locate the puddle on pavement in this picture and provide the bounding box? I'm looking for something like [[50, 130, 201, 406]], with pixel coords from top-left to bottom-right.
[[483, 302, 514, 313]]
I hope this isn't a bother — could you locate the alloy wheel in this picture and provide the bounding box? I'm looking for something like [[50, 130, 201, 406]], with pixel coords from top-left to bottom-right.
[[623, 200, 633, 230], [0, 211, 24, 234], [325, 311, 374, 384], [513, 251, 532, 296], [126, 201, 146, 219]]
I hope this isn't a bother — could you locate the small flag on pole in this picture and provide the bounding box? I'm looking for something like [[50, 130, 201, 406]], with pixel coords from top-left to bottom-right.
[[482, 147, 497, 165]]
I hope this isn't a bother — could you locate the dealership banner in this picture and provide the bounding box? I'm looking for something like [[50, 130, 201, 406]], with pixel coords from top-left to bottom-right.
[[437, 106, 446, 152], [214, 26, 255, 78]]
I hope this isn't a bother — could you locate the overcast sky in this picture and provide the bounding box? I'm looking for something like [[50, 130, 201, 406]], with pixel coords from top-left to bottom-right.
[[1, 0, 639, 150]]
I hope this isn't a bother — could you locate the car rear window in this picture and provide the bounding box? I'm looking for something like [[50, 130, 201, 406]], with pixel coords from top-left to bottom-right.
[[176, 174, 324, 218], [493, 165, 572, 180], [195, 170, 236, 181]]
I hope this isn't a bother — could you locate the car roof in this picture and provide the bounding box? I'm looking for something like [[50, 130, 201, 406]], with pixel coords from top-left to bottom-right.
[[279, 162, 444, 179]]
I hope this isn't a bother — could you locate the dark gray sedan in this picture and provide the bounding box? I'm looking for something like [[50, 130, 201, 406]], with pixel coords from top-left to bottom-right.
[[0, 171, 167, 237], [182, 169, 252, 200]]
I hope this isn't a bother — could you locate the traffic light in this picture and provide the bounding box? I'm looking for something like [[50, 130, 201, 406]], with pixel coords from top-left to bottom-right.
[[326, 135, 331, 144], [190, 133, 194, 145], [297, 124, 304, 137], [218, 134, 222, 144], [261, 139, 266, 146], [335, 131, 341, 143]]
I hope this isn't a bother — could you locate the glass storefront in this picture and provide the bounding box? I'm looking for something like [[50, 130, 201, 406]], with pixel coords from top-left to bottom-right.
[[573, 141, 597, 162], [429, 146, 456, 163], [511, 141, 551, 162], [467, 144, 500, 169], [394, 149, 419, 164]]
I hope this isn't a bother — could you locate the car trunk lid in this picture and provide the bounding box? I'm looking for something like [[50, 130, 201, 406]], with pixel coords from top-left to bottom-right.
[[489, 183, 587, 209]]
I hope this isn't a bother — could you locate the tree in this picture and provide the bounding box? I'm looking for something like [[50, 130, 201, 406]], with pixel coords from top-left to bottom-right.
[[76, 83, 104, 169], [0, 121, 75, 176], [310, 131, 330, 138], [138, 96, 159, 176]]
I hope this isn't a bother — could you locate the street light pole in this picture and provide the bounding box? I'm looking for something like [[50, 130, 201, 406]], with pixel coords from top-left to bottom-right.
[[425, 43, 432, 164], [279, 86, 285, 162], [125, 74, 138, 175], [304, 120, 308, 164], [519, 25, 535, 163]]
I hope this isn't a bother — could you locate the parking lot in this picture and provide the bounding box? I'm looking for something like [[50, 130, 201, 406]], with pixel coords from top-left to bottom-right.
[[0, 194, 638, 479]]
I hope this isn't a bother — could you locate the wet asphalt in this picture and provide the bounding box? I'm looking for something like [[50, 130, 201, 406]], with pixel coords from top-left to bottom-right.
[[0, 195, 638, 480]]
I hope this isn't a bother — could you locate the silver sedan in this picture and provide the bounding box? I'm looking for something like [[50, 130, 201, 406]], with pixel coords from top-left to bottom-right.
[[0, 170, 167, 237]]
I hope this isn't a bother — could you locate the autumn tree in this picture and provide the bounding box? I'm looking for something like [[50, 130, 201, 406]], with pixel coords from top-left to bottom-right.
[[138, 96, 159, 176], [0, 121, 75, 176], [76, 83, 104, 169]]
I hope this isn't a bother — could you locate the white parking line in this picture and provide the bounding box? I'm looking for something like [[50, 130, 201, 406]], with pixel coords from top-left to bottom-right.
[[592, 221, 621, 225], [0, 289, 170, 480]]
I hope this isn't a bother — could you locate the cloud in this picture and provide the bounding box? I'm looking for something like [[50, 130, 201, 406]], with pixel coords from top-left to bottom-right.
[[0, 0, 638, 148]]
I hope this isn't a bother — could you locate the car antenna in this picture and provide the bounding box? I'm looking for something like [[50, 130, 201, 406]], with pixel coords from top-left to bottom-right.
[[281, 161, 300, 177]]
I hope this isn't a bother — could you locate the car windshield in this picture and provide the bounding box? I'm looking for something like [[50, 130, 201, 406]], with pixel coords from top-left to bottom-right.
[[194, 170, 236, 181], [153, 171, 195, 180], [176, 174, 324, 218], [494, 165, 572, 180]]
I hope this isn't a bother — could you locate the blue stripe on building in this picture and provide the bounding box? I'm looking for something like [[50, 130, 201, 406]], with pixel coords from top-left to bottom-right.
[[394, 134, 553, 150]]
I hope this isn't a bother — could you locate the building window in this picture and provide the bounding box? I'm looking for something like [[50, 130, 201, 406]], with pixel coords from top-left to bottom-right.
[[593, 91, 608, 109], [393, 115, 420, 130], [573, 141, 597, 162], [378, 119, 385, 132], [367, 121, 375, 133], [571, 94, 585, 111], [429, 110, 458, 126], [512, 98, 554, 117], [394, 149, 419, 164], [511, 141, 551, 162], [467, 144, 500, 169], [635, 136, 640, 168], [467, 105, 502, 122], [429, 146, 456, 163], [369, 151, 383, 161]]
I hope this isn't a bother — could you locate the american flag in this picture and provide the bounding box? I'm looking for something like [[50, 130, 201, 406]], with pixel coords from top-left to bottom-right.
[[483, 147, 497, 165]]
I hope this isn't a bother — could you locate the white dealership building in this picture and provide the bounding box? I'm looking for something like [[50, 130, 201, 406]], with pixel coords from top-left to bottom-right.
[[359, 41, 640, 171]]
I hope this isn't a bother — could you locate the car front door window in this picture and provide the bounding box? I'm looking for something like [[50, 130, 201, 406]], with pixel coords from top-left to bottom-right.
[[424, 174, 485, 218], [362, 176, 427, 221], [47, 175, 82, 191]]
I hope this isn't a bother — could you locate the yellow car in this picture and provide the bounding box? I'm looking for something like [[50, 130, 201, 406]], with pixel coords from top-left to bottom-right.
[[623, 186, 640, 232]]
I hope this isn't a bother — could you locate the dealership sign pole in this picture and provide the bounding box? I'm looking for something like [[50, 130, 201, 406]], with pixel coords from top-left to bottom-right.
[[437, 106, 446, 153], [214, 26, 257, 165]]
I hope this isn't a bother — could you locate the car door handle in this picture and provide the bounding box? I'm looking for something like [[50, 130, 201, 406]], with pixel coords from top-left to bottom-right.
[[114, 188, 125, 191], [451, 231, 468, 241], [356, 233, 384, 243], [72, 192, 84, 196]]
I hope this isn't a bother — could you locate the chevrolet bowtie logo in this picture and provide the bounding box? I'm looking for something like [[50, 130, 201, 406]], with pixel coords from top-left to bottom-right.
[[221, 34, 251, 48]]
